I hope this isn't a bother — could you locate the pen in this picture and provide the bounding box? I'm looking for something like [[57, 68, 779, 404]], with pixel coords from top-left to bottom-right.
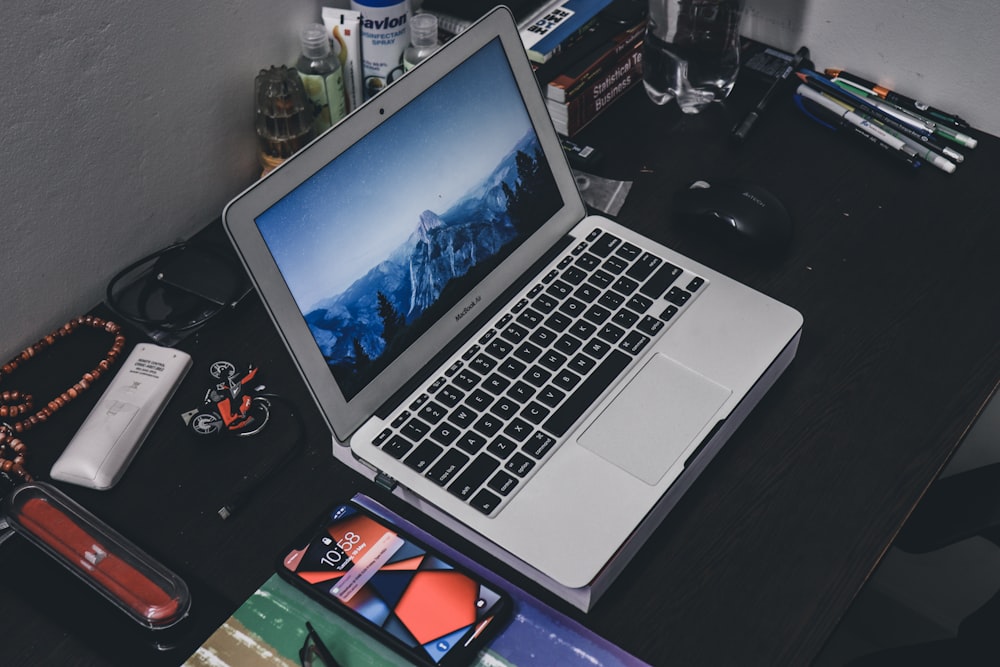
[[795, 83, 921, 169], [732, 46, 810, 141], [824, 68, 970, 129], [828, 78, 935, 135], [828, 79, 964, 162], [799, 69, 978, 149], [820, 91, 956, 173]]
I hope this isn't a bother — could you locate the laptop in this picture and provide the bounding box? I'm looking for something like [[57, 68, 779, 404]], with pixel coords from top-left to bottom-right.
[[224, 7, 802, 604]]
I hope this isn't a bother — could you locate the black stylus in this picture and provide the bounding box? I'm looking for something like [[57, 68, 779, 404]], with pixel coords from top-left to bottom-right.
[[732, 46, 810, 142]]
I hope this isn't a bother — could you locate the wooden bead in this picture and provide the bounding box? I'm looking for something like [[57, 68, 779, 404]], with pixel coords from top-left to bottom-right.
[[0, 316, 125, 477]]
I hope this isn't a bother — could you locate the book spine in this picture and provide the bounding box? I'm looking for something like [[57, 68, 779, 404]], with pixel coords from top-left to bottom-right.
[[550, 41, 643, 136], [546, 20, 646, 103], [522, 0, 616, 63]]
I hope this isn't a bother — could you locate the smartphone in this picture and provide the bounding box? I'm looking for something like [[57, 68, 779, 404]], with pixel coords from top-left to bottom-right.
[[278, 501, 511, 666]]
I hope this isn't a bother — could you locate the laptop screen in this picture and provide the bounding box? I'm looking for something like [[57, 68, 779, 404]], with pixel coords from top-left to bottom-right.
[[253, 38, 563, 401]]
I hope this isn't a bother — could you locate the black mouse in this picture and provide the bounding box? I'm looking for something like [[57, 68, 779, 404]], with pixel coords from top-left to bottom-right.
[[672, 180, 792, 253]]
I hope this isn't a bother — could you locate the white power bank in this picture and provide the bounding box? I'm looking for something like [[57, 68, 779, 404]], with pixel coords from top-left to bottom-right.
[[50, 343, 192, 490]]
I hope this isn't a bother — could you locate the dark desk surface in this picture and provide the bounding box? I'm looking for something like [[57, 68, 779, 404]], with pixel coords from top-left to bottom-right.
[[2, 73, 999, 666]]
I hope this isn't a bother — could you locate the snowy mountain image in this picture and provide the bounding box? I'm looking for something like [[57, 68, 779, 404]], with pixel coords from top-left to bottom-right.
[[303, 131, 560, 399]]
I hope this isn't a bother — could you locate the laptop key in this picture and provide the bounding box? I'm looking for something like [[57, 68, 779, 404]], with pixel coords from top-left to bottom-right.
[[589, 232, 621, 257], [637, 315, 665, 336], [665, 286, 692, 306], [506, 452, 536, 476], [488, 435, 518, 459], [602, 255, 628, 274], [474, 414, 503, 437], [488, 471, 518, 495], [619, 330, 651, 355], [639, 262, 682, 298], [437, 385, 465, 408], [562, 266, 587, 285], [426, 449, 469, 486], [490, 397, 519, 420], [456, 431, 488, 454], [625, 294, 654, 313], [429, 422, 460, 446], [523, 432, 557, 459], [616, 241, 642, 261], [453, 369, 481, 391], [448, 406, 477, 429], [464, 389, 494, 411], [497, 358, 527, 378], [470, 489, 502, 515], [625, 252, 663, 281], [449, 453, 500, 500], [401, 418, 430, 441], [417, 401, 447, 424], [537, 385, 566, 407], [404, 441, 443, 472], [504, 417, 533, 441], [483, 373, 511, 394], [543, 349, 631, 436], [469, 354, 496, 374], [544, 311, 572, 332], [507, 381, 536, 403], [513, 341, 543, 363], [574, 253, 601, 271], [521, 401, 550, 425], [384, 435, 414, 459]]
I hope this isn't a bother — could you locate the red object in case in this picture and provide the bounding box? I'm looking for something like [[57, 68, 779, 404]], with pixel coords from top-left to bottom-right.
[[4, 482, 190, 629]]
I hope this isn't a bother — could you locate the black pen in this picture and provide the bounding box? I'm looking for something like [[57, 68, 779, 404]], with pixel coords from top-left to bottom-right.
[[732, 46, 809, 141], [824, 68, 970, 129], [794, 83, 922, 170]]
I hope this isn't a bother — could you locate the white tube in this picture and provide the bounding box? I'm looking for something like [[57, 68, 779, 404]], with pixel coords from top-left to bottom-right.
[[323, 7, 364, 112]]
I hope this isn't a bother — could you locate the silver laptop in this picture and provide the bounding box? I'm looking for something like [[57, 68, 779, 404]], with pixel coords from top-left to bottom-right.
[[224, 7, 802, 598]]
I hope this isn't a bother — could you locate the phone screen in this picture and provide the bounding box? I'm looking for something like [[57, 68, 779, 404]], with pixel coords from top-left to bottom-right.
[[281, 503, 509, 665]]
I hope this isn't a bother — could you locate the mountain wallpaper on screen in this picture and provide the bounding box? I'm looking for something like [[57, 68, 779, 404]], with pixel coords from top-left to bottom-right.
[[304, 130, 560, 399]]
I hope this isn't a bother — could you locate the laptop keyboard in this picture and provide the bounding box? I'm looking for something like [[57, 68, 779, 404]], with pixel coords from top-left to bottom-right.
[[370, 228, 707, 516]]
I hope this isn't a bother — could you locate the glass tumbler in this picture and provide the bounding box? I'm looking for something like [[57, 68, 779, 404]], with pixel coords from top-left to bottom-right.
[[643, 0, 744, 113]]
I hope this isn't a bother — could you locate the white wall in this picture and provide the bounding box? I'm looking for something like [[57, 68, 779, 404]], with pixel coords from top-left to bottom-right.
[[0, 0, 997, 355], [0, 0, 321, 353], [741, 0, 1000, 135]]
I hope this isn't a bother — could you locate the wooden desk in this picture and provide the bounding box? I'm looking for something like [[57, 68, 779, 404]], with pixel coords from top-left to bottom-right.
[[1, 74, 998, 666]]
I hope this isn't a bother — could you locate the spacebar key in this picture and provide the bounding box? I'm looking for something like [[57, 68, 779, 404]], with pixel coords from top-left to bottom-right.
[[542, 350, 631, 437]]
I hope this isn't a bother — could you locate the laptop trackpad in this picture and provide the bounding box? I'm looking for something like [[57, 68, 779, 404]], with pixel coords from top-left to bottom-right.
[[578, 354, 732, 485]]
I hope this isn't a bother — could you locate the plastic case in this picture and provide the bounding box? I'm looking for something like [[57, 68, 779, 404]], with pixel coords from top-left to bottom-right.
[[4, 482, 191, 630]]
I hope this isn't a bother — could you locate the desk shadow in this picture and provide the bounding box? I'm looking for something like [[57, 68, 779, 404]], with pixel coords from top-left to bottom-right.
[[814, 392, 1000, 665]]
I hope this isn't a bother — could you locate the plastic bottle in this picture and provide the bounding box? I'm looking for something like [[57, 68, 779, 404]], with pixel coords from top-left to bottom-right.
[[403, 13, 441, 71], [643, 0, 744, 114], [351, 0, 411, 99], [296, 23, 348, 133]]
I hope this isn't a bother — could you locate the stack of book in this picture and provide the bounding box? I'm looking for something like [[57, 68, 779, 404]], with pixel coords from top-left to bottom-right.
[[533, 0, 647, 136], [419, 0, 647, 137]]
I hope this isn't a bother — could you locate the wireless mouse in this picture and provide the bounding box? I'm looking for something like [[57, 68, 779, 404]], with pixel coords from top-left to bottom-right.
[[672, 180, 793, 253]]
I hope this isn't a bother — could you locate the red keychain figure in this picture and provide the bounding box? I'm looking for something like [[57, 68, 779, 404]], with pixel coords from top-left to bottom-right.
[[186, 361, 270, 437]]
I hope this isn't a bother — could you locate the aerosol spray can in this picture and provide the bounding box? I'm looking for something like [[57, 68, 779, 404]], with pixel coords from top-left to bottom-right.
[[350, 0, 411, 100]]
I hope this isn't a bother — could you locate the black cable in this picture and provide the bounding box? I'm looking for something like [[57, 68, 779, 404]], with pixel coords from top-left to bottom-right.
[[105, 242, 243, 333]]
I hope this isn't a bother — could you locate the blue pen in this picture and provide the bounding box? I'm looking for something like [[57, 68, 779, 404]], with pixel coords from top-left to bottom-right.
[[797, 69, 933, 137], [799, 69, 978, 149], [793, 85, 922, 169]]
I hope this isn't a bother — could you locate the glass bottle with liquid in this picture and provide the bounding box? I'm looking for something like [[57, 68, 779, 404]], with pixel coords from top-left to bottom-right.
[[403, 13, 441, 71], [296, 23, 348, 132]]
